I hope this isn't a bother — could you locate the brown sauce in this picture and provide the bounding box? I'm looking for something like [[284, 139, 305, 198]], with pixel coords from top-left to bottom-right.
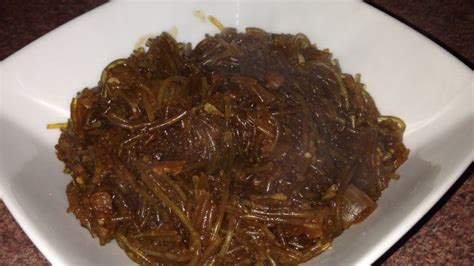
[[55, 28, 408, 264]]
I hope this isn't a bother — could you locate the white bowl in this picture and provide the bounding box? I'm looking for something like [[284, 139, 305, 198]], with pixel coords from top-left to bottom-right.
[[0, 0, 472, 265]]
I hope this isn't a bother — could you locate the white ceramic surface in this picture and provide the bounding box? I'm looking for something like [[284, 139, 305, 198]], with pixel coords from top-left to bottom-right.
[[0, 0, 473, 265]]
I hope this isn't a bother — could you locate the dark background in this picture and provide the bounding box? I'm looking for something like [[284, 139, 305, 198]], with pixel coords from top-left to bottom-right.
[[0, 0, 473, 264]]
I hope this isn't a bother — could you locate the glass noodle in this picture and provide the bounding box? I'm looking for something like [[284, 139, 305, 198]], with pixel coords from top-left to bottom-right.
[[54, 26, 408, 264]]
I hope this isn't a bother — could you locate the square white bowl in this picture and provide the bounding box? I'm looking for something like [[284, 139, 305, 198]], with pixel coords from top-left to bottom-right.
[[0, 1, 472, 265]]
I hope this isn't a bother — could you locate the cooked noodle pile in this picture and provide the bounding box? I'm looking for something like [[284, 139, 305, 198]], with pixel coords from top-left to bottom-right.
[[55, 28, 408, 265]]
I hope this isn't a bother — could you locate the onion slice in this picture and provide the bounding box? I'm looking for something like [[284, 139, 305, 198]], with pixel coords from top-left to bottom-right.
[[341, 184, 376, 229]]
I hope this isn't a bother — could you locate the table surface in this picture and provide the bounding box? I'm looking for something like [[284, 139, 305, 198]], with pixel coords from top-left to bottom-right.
[[0, 0, 473, 265]]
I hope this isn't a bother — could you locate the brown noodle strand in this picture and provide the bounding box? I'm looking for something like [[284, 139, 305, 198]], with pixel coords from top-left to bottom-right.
[[56, 28, 408, 264]]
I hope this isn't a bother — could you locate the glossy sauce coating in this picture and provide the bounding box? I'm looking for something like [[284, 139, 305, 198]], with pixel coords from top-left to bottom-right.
[[56, 28, 408, 265]]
